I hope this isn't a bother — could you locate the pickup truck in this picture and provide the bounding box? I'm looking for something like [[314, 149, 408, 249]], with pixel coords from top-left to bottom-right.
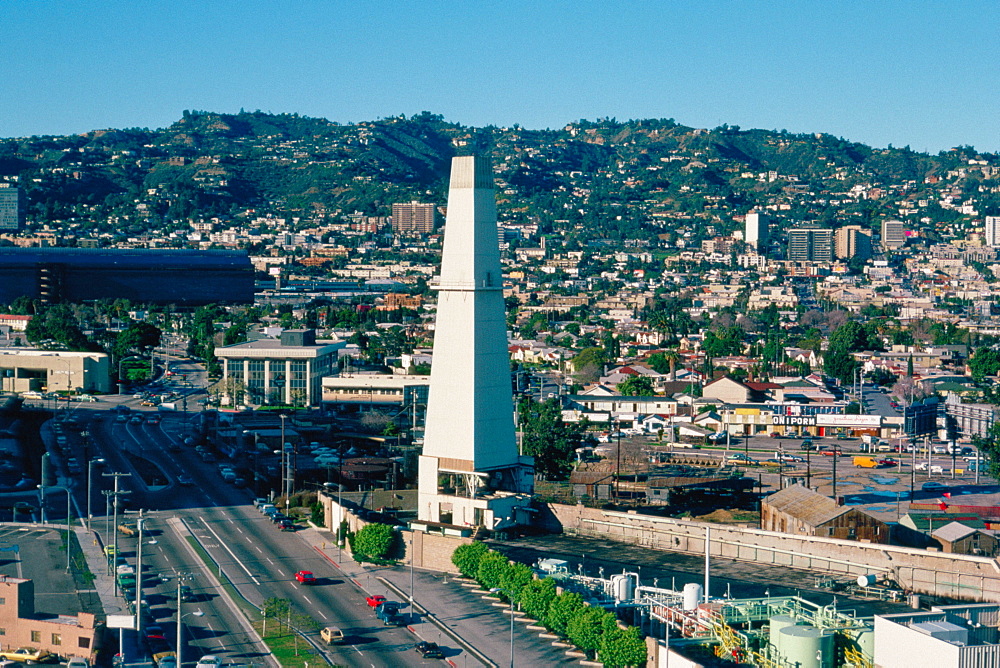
[[376, 601, 404, 625]]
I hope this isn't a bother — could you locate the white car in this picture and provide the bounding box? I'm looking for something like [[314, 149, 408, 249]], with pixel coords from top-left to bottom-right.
[[196, 657, 222, 668], [930, 465, 945, 475]]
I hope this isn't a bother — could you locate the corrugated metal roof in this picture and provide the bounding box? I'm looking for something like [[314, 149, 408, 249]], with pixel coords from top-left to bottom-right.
[[763, 484, 849, 526]]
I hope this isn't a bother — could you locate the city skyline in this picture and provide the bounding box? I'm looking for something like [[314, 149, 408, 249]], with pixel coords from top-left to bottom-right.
[[3, 1, 1000, 153]]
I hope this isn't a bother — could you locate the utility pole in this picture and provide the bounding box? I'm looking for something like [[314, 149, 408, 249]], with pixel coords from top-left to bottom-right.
[[103, 472, 131, 597]]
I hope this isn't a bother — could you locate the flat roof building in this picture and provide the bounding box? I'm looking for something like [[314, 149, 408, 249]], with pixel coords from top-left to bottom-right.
[[215, 329, 343, 407], [392, 201, 436, 235], [0, 184, 25, 231], [0, 349, 111, 394], [0, 248, 254, 305]]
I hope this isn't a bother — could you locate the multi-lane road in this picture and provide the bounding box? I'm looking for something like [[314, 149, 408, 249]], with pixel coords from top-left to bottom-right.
[[54, 358, 431, 666]]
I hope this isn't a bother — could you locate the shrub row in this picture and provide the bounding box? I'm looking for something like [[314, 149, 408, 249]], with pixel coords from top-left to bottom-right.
[[452, 541, 647, 667]]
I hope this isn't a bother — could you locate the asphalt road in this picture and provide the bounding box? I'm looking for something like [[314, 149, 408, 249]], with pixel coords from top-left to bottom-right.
[[77, 364, 429, 667]]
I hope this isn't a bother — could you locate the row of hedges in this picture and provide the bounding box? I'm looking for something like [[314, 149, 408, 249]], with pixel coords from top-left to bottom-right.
[[452, 542, 647, 667]]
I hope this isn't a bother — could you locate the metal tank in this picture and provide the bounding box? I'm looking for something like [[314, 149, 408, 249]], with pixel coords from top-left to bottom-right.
[[611, 573, 636, 603], [768, 615, 802, 652], [779, 626, 834, 668], [682, 583, 703, 611]]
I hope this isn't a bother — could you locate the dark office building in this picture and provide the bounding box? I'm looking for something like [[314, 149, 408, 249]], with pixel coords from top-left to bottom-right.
[[787, 226, 834, 263], [0, 248, 254, 305], [0, 184, 25, 231]]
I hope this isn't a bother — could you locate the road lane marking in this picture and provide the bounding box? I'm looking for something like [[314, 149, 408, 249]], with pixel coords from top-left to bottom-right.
[[198, 517, 261, 585]]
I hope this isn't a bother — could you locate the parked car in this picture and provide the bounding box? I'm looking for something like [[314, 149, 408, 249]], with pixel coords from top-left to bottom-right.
[[930, 465, 945, 475], [295, 570, 317, 584], [773, 453, 804, 463], [414, 642, 444, 659], [278, 519, 295, 532], [366, 594, 387, 608], [0, 648, 52, 664]]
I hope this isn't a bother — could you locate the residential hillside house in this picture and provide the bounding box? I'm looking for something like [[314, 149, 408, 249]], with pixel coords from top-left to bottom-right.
[[761, 484, 890, 543]]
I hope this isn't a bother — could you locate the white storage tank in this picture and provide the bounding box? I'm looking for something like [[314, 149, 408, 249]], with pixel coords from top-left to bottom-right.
[[611, 573, 636, 603], [682, 582, 703, 611], [779, 626, 834, 668], [856, 573, 878, 588]]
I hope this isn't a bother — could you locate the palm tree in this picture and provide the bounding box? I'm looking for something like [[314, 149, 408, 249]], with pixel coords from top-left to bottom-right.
[[661, 347, 681, 382]]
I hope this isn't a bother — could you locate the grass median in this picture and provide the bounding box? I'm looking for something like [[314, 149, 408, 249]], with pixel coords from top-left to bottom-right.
[[184, 536, 327, 667]]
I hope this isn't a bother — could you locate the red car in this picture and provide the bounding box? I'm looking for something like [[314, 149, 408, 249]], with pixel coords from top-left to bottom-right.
[[295, 570, 317, 584], [878, 458, 898, 467], [366, 594, 387, 608], [821, 449, 843, 456]]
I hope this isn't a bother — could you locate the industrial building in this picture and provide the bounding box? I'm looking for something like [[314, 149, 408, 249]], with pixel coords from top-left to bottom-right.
[[0, 248, 254, 305]]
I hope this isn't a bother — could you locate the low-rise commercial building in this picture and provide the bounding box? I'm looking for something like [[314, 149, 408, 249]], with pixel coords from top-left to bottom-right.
[[0, 576, 100, 660], [0, 349, 110, 394]]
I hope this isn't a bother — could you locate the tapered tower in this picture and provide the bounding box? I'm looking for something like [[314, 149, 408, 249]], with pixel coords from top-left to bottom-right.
[[417, 155, 533, 530]]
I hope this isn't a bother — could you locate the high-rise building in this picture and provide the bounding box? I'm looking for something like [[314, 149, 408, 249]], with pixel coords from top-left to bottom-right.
[[835, 225, 873, 261], [745, 210, 769, 250], [787, 227, 833, 263], [985, 216, 1000, 247], [881, 219, 906, 249], [417, 156, 533, 530], [391, 201, 436, 235], [0, 184, 25, 231]]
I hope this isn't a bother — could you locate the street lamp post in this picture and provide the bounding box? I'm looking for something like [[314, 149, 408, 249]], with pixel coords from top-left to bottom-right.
[[40, 485, 72, 572], [87, 458, 105, 531], [176, 574, 203, 668], [489, 588, 515, 668]]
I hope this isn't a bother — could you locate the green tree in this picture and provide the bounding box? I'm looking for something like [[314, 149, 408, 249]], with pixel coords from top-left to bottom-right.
[[499, 562, 534, 605], [351, 523, 396, 562], [969, 347, 1000, 381], [572, 347, 606, 383], [113, 320, 162, 360], [475, 550, 509, 590], [567, 606, 615, 657], [520, 577, 557, 620], [828, 320, 871, 353], [599, 625, 648, 667], [518, 396, 587, 480], [617, 375, 654, 396], [451, 541, 489, 579], [546, 591, 584, 636], [823, 347, 859, 385]]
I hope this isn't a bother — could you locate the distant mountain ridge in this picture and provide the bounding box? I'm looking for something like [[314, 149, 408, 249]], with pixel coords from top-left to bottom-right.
[[1, 111, 995, 242]]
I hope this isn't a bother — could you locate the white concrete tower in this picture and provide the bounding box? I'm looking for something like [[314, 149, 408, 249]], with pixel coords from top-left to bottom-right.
[[745, 209, 768, 250], [417, 155, 533, 530]]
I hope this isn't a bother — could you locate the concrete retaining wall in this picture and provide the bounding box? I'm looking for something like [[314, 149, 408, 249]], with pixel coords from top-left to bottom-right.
[[547, 503, 1000, 601]]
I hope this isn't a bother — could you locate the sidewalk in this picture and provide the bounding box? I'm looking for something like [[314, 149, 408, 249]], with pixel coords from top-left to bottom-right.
[[76, 523, 145, 663], [297, 525, 577, 667]]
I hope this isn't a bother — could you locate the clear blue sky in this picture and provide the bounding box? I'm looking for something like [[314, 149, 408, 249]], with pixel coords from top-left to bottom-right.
[[3, 1, 999, 153]]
